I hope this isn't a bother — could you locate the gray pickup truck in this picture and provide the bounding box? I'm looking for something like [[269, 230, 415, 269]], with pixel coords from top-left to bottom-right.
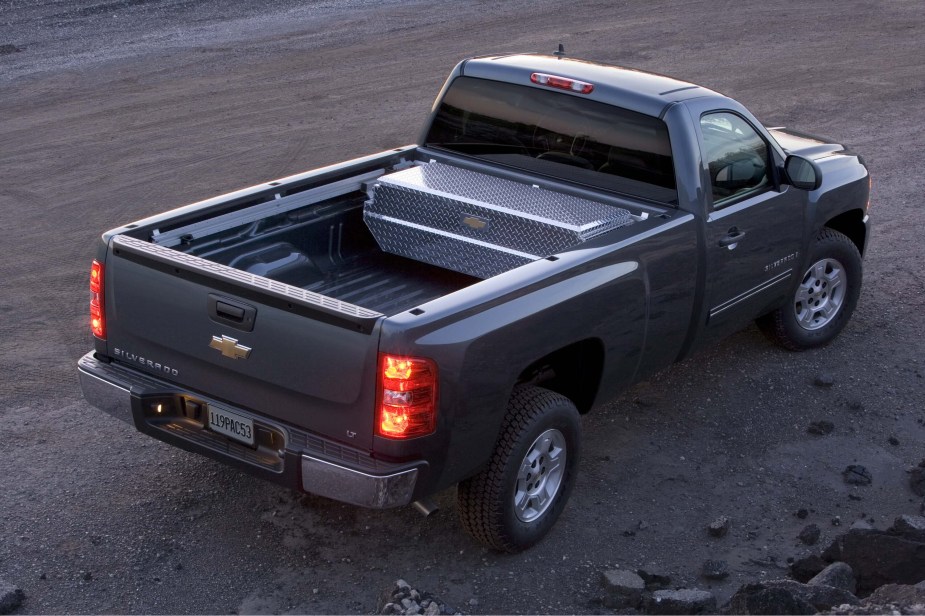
[[78, 52, 870, 551]]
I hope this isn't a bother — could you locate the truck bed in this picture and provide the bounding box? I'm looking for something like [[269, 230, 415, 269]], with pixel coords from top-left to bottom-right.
[[177, 189, 479, 316]]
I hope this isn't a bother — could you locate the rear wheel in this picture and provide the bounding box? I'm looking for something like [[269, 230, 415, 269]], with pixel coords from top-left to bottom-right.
[[457, 386, 581, 552], [758, 228, 862, 350]]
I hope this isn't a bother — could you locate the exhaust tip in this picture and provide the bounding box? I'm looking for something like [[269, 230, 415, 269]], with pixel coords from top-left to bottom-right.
[[412, 498, 439, 517]]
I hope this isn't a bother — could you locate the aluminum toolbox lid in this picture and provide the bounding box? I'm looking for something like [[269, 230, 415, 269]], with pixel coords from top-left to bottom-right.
[[374, 162, 632, 239], [364, 161, 635, 279]]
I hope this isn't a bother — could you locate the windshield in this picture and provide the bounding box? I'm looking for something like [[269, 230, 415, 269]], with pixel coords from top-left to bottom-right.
[[424, 77, 677, 204]]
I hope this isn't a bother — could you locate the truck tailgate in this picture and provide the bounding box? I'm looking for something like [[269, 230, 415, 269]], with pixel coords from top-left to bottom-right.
[[104, 234, 384, 449]]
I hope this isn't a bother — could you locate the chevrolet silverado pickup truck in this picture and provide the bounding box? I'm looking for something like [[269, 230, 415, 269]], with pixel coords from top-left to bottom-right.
[[78, 52, 870, 551]]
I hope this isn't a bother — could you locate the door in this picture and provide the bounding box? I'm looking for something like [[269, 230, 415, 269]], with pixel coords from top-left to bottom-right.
[[699, 111, 806, 343]]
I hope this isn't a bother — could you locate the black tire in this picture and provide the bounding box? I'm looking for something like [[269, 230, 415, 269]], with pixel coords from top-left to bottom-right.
[[457, 385, 581, 552], [757, 228, 863, 350]]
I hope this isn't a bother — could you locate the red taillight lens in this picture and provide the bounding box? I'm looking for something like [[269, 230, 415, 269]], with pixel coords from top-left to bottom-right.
[[530, 72, 594, 94], [90, 260, 105, 338], [376, 354, 437, 439]]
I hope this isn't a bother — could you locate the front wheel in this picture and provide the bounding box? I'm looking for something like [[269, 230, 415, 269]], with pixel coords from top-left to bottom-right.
[[757, 228, 863, 350], [457, 386, 581, 552]]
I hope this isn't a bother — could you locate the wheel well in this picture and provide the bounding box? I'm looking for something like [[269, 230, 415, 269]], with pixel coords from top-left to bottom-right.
[[516, 339, 604, 413], [824, 209, 867, 255]]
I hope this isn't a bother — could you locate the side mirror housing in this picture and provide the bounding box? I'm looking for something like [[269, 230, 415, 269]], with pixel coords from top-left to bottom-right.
[[784, 155, 823, 191]]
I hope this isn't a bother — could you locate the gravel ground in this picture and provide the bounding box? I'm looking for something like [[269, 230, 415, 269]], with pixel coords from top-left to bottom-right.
[[1, 0, 924, 613]]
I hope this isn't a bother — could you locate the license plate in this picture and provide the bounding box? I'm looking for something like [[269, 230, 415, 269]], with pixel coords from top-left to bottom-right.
[[207, 405, 255, 446]]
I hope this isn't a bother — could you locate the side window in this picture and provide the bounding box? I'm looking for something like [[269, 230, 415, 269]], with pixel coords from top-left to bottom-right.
[[700, 112, 771, 207]]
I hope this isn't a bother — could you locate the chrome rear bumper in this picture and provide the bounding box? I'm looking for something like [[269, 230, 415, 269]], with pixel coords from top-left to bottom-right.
[[77, 351, 421, 508]]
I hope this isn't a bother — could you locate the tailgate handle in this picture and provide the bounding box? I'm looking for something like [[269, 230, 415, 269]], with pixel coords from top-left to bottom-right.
[[217, 302, 244, 321], [208, 294, 256, 332]]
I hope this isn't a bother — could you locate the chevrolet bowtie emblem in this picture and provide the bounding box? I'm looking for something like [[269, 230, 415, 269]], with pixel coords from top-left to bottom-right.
[[462, 214, 488, 230], [209, 335, 252, 360]]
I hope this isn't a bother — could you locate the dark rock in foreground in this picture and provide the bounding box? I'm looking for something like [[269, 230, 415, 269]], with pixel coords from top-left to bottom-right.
[[790, 554, 828, 582], [808, 420, 835, 435], [808, 561, 856, 594], [814, 374, 835, 388], [0, 581, 25, 615], [601, 569, 645, 609], [708, 516, 731, 537], [822, 528, 925, 594], [799, 523, 822, 545], [377, 579, 455, 615], [842, 465, 872, 486], [644, 589, 716, 615], [725, 583, 816, 615], [637, 569, 672, 591], [827, 583, 925, 614], [910, 460, 925, 497], [763, 579, 859, 611], [701, 559, 729, 580]]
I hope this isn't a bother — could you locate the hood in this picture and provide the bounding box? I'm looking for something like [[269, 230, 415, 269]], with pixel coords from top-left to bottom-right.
[[767, 127, 846, 160]]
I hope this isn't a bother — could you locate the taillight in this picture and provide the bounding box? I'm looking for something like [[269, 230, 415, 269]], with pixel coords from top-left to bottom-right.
[[530, 72, 594, 94], [376, 354, 437, 439], [90, 260, 105, 338]]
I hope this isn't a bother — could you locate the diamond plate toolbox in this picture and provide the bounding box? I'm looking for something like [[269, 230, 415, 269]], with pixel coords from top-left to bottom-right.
[[364, 162, 634, 279]]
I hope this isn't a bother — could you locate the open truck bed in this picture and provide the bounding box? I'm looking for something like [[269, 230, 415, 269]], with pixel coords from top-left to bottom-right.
[[144, 153, 639, 316]]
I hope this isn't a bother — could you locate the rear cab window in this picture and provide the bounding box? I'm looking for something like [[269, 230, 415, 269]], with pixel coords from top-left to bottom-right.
[[424, 76, 678, 205]]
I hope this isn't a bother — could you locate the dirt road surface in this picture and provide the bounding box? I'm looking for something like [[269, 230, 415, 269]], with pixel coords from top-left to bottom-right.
[[1, 1, 924, 613]]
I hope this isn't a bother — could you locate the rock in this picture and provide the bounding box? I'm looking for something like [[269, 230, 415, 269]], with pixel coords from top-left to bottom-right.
[[909, 460, 925, 496], [808, 561, 856, 594], [799, 524, 821, 545], [708, 516, 731, 537], [424, 602, 440, 616], [822, 528, 925, 593], [843, 465, 872, 485], [644, 589, 717, 615], [796, 508, 809, 519], [379, 580, 450, 615], [701, 559, 729, 580], [601, 569, 645, 609], [832, 516, 842, 526], [0, 44, 23, 56], [764, 579, 859, 610], [891, 515, 925, 539], [909, 470, 925, 496], [808, 420, 835, 435], [814, 374, 835, 388], [790, 555, 828, 582], [637, 569, 671, 591], [910, 461, 925, 497], [849, 519, 873, 531], [725, 583, 816, 615], [0, 581, 25, 615], [888, 436, 899, 446], [865, 583, 925, 607]]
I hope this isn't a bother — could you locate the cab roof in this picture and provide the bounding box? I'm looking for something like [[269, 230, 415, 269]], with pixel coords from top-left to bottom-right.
[[460, 53, 725, 117]]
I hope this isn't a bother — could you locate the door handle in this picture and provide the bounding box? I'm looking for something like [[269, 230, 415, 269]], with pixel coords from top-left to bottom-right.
[[718, 227, 746, 248]]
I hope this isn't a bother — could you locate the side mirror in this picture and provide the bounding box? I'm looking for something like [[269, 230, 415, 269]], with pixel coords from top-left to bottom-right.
[[784, 155, 822, 191]]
